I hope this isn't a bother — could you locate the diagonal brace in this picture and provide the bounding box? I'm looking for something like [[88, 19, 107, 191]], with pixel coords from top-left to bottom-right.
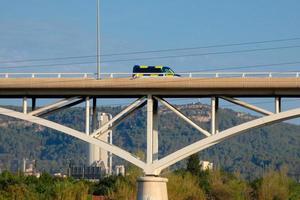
[[154, 97, 211, 137], [90, 96, 146, 137], [221, 96, 273, 115], [93, 100, 145, 139], [41, 99, 85, 117], [28, 97, 83, 117]]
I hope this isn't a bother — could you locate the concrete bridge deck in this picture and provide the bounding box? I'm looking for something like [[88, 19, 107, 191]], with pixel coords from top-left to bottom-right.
[[0, 77, 299, 97]]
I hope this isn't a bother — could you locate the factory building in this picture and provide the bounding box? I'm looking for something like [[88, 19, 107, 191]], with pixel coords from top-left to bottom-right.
[[69, 112, 113, 180], [89, 112, 112, 174], [199, 160, 213, 171]]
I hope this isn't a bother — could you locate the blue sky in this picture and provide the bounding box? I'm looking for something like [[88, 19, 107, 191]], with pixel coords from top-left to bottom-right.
[[0, 0, 300, 119], [0, 0, 300, 73]]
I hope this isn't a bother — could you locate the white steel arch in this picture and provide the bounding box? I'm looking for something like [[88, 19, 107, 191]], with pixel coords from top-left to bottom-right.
[[0, 107, 146, 170], [145, 107, 300, 175]]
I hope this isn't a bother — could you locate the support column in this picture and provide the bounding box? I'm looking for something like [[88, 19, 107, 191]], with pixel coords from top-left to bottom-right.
[[92, 97, 97, 131], [146, 95, 159, 164], [137, 176, 168, 200], [153, 99, 158, 162], [211, 97, 219, 134], [139, 96, 167, 200], [89, 97, 97, 166], [147, 95, 154, 164], [108, 121, 113, 175], [275, 97, 281, 114], [85, 97, 90, 135], [216, 97, 219, 133], [32, 98, 36, 111], [23, 97, 27, 114]]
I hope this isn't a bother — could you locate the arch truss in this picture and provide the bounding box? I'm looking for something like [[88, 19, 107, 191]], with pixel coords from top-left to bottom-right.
[[1, 95, 300, 176]]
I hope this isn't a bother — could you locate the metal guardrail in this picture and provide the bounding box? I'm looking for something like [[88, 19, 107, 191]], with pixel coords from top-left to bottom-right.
[[0, 73, 94, 78], [0, 72, 299, 78]]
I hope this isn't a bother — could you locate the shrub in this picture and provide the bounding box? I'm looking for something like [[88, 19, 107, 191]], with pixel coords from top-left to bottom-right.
[[167, 172, 206, 200], [258, 169, 289, 200]]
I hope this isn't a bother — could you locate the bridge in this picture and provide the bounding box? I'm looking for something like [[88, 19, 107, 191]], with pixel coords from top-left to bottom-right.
[[0, 72, 299, 200]]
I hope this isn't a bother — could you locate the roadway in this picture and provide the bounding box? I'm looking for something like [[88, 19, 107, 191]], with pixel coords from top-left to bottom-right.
[[0, 77, 299, 97]]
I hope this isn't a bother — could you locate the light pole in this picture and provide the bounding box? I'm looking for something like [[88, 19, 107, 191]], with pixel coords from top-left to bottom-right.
[[96, 0, 100, 79]]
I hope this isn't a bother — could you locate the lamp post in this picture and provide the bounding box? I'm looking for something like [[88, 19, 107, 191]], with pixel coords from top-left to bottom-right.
[[96, 0, 100, 79]]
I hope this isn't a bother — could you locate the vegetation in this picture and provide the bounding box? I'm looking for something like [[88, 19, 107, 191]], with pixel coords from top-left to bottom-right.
[[160, 154, 300, 200], [0, 162, 299, 200], [167, 172, 206, 200], [0, 171, 89, 200]]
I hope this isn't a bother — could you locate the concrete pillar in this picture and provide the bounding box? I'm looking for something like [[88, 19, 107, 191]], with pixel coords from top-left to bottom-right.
[[137, 176, 168, 200], [275, 97, 281, 114], [147, 95, 154, 164], [146, 95, 159, 163], [108, 128, 113, 175], [92, 97, 97, 131], [32, 98, 36, 111], [89, 97, 97, 166], [23, 97, 27, 114], [153, 99, 158, 162], [85, 97, 90, 135], [216, 97, 219, 133], [211, 97, 219, 134]]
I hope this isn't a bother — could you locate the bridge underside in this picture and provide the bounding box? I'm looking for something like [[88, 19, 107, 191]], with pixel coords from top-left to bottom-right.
[[0, 77, 299, 97], [0, 77, 299, 175]]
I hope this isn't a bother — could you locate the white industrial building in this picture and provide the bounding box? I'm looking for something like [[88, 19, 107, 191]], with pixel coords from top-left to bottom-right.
[[88, 112, 113, 175], [115, 165, 125, 176], [199, 160, 213, 171]]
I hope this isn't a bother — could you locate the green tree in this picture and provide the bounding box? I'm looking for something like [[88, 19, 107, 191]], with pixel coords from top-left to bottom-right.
[[6, 183, 38, 200], [289, 180, 300, 200], [209, 170, 251, 200], [167, 172, 206, 200], [258, 169, 289, 200], [186, 153, 200, 176]]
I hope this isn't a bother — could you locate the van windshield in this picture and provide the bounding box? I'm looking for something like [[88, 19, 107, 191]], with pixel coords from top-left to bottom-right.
[[163, 67, 175, 74]]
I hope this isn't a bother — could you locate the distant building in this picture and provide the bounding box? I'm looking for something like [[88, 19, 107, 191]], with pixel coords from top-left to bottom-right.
[[53, 172, 67, 178], [68, 165, 104, 180], [115, 165, 125, 176], [88, 112, 113, 175], [68, 112, 116, 180], [199, 160, 213, 171], [22, 158, 40, 177]]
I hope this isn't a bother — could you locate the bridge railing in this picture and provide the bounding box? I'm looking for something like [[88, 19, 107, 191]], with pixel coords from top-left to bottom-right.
[[0, 73, 95, 79], [0, 72, 299, 78]]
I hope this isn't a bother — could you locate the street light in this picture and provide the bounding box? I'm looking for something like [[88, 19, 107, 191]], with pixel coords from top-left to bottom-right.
[[96, 0, 100, 79]]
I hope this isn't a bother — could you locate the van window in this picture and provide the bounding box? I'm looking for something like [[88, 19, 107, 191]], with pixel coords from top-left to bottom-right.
[[133, 66, 162, 73]]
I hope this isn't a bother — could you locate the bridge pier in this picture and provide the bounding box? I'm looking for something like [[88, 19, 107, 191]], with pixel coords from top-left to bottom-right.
[[137, 176, 168, 200]]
